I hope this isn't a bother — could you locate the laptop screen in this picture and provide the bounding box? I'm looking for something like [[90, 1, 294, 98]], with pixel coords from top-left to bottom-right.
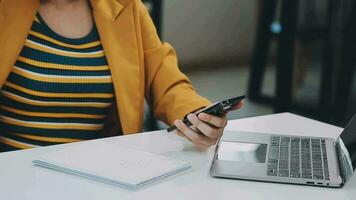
[[340, 114, 356, 169]]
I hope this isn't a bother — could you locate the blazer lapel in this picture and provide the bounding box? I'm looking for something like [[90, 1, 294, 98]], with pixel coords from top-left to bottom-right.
[[92, 1, 143, 134], [0, 0, 39, 88]]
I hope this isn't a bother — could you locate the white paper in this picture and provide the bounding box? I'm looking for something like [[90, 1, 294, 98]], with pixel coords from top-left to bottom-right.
[[33, 141, 190, 189]]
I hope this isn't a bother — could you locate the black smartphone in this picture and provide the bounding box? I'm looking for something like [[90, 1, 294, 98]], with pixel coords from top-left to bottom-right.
[[166, 95, 246, 132]]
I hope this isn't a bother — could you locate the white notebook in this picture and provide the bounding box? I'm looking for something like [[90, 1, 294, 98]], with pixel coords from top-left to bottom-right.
[[33, 141, 191, 190]]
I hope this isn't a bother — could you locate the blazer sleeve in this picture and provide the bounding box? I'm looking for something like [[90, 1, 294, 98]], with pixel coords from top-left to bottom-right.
[[137, 1, 211, 125]]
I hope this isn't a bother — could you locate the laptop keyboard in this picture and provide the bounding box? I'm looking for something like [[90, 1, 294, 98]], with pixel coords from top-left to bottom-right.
[[267, 136, 329, 180]]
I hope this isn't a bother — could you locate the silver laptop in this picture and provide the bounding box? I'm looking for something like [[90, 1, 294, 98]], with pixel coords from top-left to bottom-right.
[[210, 114, 356, 187]]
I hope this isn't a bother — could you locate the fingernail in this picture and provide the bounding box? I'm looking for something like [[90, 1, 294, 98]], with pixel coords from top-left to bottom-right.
[[174, 120, 180, 126], [187, 114, 194, 121], [199, 113, 207, 119]]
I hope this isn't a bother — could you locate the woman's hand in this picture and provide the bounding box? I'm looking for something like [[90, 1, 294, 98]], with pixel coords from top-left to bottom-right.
[[174, 101, 244, 149]]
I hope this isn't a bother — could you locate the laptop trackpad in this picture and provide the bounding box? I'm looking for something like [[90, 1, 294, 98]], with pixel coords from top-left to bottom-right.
[[217, 141, 267, 163]]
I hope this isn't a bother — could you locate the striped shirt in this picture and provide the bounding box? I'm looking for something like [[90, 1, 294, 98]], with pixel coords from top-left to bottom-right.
[[0, 13, 115, 152]]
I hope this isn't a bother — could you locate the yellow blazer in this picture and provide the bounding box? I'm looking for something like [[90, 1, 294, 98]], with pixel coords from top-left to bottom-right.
[[0, 0, 210, 135]]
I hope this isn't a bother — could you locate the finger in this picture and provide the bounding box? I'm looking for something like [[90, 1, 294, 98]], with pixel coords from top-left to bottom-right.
[[174, 120, 205, 142], [197, 113, 227, 128], [175, 130, 190, 140], [190, 125, 199, 132], [174, 120, 217, 146], [187, 114, 221, 138], [189, 126, 219, 146], [227, 101, 244, 111]]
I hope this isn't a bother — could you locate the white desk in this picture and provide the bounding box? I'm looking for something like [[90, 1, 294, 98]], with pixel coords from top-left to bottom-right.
[[0, 113, 355, 200]]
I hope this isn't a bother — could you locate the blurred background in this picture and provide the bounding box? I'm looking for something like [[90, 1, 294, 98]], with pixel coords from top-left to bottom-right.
[[143, 0, 356, 130]]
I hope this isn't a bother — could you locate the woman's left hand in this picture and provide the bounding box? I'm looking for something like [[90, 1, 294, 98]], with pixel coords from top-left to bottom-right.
[[174, 101, 243, 149]]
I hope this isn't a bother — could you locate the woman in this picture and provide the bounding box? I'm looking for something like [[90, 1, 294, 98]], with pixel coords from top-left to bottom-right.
[[0, 0, 242, 152]]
